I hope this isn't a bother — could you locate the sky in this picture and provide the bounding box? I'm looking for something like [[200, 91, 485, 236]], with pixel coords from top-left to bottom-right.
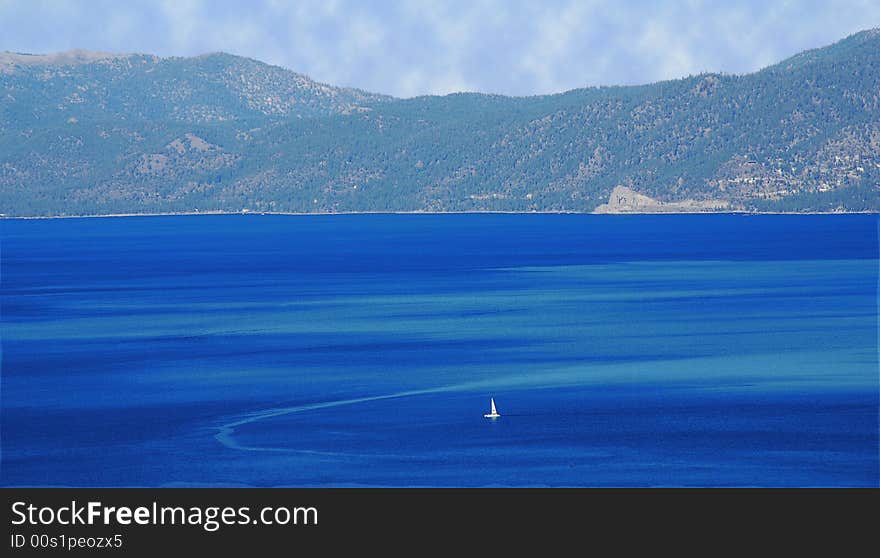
[[1, 0, 879, 97]]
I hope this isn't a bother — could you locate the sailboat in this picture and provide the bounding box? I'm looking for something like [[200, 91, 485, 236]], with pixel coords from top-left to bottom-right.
[[484, 397, 501, 419]]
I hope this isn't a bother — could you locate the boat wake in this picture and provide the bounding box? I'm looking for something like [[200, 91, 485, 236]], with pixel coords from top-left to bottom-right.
[[213, 384, 464, 455], [213, 364, 607, 454]]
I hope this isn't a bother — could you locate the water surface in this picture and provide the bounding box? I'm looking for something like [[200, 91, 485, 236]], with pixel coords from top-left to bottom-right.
[[2, 214, 877, 486]]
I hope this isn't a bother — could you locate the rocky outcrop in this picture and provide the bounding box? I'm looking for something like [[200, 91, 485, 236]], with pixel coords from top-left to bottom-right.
[[594, 186, 731, 213]]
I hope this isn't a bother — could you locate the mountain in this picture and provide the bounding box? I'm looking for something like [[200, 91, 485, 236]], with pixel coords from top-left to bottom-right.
[[2, 31, 878, 216]]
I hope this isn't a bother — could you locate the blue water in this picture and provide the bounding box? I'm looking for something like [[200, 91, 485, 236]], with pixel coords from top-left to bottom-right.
[[1, 214, 878, 487]]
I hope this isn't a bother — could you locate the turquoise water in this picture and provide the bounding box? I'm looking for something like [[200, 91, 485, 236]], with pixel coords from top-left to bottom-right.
[[1, 214, 877, 486]]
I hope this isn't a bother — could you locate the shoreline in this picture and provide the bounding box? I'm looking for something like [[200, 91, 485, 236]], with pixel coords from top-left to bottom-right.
[[3, 209, 878, 220]]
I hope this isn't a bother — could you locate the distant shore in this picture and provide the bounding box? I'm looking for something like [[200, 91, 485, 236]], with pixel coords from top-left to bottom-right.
[[3, 209, 877, 220]]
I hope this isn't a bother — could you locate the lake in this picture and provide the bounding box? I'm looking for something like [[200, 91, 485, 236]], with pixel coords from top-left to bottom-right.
[[1, 213, 877, 486]]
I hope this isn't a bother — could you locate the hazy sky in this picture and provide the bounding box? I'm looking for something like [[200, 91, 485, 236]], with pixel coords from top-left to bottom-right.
[[1, 0, 878, 97]]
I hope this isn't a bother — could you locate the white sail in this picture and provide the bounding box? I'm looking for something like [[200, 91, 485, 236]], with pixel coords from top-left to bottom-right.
[[484, 397, 500, 418]]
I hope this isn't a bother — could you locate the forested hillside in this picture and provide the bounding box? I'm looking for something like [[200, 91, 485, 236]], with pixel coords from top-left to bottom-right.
[[2, 30, 878, 216]]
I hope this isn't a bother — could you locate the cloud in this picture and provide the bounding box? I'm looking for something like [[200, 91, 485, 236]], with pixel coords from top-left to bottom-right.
[[0, 0, 878, 96]]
